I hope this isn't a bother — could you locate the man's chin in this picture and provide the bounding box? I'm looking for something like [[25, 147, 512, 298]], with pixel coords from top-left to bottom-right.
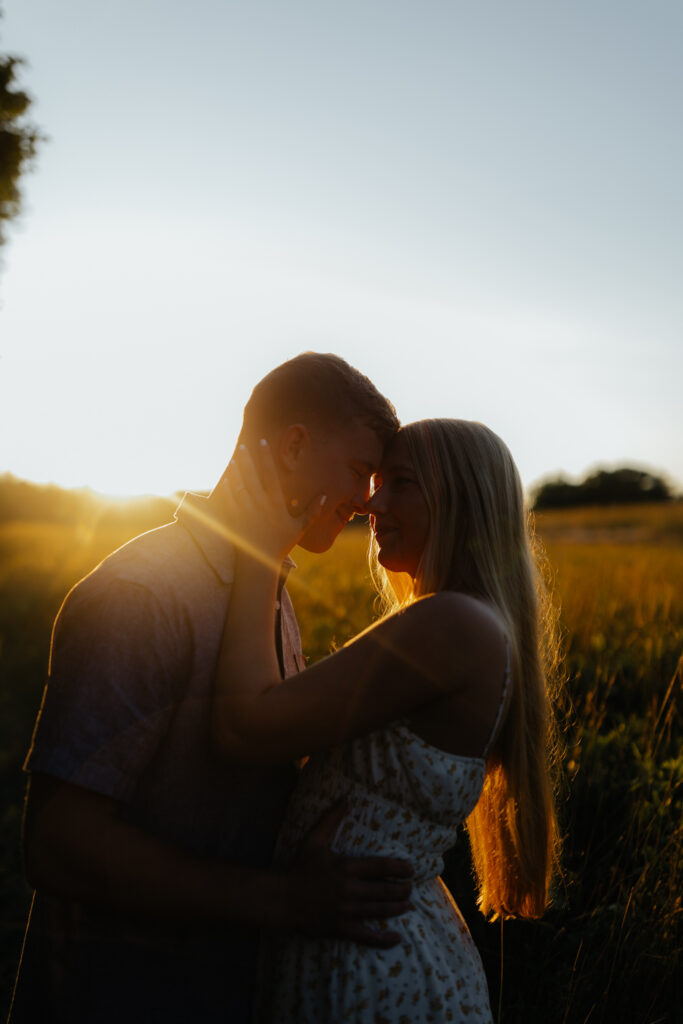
[[298, 521, 343, 554], [297, 538, 334, 554]]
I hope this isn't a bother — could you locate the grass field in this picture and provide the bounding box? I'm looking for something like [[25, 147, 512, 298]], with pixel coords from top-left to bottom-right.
[[1, 502, 681, 1022]]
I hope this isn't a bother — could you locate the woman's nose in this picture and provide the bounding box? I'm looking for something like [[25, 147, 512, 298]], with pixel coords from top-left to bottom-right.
[[366, 488, 386, 515]]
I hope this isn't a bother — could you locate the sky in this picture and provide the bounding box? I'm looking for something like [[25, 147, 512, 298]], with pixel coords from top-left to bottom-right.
[[1, 0, 681, 497]]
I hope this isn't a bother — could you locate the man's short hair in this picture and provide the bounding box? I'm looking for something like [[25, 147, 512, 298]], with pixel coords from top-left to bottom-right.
[[239, 352, 399, 446]]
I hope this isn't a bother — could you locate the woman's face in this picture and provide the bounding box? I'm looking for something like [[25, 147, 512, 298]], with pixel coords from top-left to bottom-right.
[[367, 431, 430, 578]]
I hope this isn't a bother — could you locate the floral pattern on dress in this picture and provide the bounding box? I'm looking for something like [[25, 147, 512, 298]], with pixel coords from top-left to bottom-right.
[[257, 712, 503, 1023]]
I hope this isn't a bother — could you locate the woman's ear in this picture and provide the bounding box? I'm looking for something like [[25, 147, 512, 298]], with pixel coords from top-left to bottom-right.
[[277, 423, 311, 472]]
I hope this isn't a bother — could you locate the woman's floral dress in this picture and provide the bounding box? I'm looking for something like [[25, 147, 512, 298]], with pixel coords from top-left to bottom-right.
[[256, 664, 510, 1023]]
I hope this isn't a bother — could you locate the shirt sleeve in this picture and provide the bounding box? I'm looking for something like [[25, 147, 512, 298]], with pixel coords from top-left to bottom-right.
[[25, 577, 190, 802]]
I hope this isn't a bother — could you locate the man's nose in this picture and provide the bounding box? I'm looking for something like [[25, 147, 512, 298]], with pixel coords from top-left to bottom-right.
[[350, 475, 374, 514], [351, 492, 369, 515]]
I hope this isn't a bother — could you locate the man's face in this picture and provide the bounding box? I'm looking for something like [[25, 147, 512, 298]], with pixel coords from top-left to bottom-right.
[[294, 420, 386, 553]]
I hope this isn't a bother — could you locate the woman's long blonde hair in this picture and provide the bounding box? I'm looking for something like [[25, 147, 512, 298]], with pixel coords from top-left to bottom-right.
[[370, 419, 562, 919]]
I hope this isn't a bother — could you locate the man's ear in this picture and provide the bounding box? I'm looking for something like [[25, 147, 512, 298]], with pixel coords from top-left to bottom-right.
[[277, 423, 311, 472]]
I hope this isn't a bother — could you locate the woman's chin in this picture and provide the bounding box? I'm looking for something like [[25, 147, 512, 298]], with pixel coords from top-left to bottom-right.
[[377, 548, 410, 574]]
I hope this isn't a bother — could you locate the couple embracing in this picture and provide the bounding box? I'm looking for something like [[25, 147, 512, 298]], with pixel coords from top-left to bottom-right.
[[10, 353, 559, 1024]]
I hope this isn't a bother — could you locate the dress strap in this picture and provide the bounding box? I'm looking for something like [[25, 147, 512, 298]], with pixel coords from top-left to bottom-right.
[[482, 636, 511, 759]]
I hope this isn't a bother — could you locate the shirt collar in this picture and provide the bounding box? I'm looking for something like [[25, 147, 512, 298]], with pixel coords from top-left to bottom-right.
[[175, 492, 296, 586]]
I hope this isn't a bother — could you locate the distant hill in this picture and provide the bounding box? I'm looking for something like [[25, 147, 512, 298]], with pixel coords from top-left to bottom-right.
[[0, 473, 184, 533], [532, 467, 674, 510]]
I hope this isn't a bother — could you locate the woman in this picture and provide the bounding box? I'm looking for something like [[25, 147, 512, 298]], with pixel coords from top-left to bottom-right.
[[214, 419, 561, 1023]]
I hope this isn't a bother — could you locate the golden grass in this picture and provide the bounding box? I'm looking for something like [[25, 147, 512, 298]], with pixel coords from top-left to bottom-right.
[[1, 501, 681, 1020], [2, 501, 682, 663]]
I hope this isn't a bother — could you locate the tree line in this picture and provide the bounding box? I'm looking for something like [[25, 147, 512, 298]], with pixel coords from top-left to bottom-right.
[[532, 467, 674, 510], [0, 468, 676, 528], [0, 473, 180, 532]]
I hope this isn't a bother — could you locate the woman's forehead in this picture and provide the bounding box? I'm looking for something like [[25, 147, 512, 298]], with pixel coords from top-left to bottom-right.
[[379, 431, 414, 471]]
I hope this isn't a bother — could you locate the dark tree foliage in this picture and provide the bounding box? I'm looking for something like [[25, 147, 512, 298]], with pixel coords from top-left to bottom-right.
[[533, 466, 673, 509], [0, 15, 41, 247]]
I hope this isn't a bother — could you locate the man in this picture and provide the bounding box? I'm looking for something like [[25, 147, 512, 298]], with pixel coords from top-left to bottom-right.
[[9, 353, 410, 1023]]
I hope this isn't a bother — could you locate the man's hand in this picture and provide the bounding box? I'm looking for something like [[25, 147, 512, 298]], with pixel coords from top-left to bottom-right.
[[285, 801, 414, 948], [219, 441, 326, 566]]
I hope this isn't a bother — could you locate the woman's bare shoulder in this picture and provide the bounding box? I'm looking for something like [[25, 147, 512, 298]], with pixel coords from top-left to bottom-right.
[[402, 591, 506, 646], [404, 593, 509, 754], [363, 591, 507, 695]]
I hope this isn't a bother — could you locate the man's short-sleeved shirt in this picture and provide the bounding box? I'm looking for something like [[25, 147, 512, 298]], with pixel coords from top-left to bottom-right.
[[11, 492, 303, 1023]]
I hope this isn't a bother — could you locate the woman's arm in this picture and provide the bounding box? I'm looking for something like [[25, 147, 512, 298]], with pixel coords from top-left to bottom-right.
[[212, 445, 505, 762], [215, 573, 498, 763]]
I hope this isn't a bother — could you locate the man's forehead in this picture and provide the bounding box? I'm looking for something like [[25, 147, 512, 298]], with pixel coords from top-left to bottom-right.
[[335, 420, 387, 468]]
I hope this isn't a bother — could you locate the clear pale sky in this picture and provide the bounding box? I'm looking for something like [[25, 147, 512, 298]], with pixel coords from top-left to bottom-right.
[[1, 0, 681, 497]]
